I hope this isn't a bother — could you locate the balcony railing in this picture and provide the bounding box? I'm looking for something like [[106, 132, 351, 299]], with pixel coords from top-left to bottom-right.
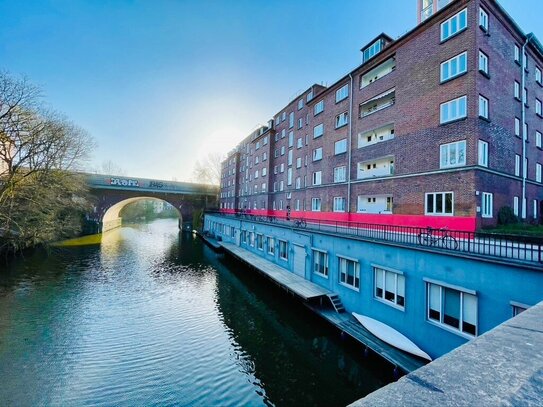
[[204, 210, 543, 264], [361, 99, 395, 118]]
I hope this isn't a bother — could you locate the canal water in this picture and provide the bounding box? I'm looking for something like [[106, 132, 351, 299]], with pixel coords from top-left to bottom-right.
[[0, 219, 391, 406]]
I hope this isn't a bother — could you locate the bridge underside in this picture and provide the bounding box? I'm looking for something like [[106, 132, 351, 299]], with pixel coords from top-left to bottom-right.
[[85, 188, 216, 235]]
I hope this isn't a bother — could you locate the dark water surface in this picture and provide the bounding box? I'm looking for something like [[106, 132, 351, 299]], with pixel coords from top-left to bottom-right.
[[0, 219, 391, 406]]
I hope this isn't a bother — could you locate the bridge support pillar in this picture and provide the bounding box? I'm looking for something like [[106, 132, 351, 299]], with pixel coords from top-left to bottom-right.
[[180, 219, 193, 232], [103, 217, 122, 233]]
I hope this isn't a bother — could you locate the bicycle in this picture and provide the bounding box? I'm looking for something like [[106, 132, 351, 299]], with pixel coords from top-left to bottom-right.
[[293, 218, 307, 228], [417, 227, 459, 250]]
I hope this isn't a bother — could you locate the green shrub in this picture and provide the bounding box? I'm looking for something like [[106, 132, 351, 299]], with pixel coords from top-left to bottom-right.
[[497, 206, 518, 225]]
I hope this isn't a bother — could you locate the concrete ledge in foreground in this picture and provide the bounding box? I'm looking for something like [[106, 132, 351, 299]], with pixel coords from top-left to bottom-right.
[[350, 301, 543, 407]]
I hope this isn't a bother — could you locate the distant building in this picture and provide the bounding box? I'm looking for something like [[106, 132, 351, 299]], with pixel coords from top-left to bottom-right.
[[219, 0, 543, 231]]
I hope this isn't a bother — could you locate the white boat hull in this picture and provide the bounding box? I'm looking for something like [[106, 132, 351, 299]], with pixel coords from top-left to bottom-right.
[[352, 312, 432, 361]]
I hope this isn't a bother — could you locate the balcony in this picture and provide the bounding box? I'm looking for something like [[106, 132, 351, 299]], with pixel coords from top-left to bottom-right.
[[358, 124, 395, 149], [361, 57, 396, 88], [360, 88, 395, 118], [357, 156, 395, 179]]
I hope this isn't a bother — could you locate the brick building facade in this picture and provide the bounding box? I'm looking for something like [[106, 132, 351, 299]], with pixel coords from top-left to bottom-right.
[[219, 0, 543, 231]]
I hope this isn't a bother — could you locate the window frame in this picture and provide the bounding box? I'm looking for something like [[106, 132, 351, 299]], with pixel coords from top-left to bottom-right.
[[479, 7, 488, 32], [313, 123, 324, 139], [314, 100, 324, 116], [440, 51, 467, 83], [479, 50, 489, 75], [425, 191, 454, 216], [478, 140, 489, 167], [311, 197, 322, 211], [334, 138, 348, 155], [481, 192, 493, 218], [338, 256, 360, 291], [440, 140, 466, 169], [335, 84, 349, 103], [479, 94, 489, 119], [267, 236, 275, 255], [440, 8, 468, 42], [333, 165, 347, 183], [426, 280, 478, 338], [440, 95, 467, 124], [373, 266, 405, 310], [312, 249, 329, 278], [333, 196, 346, 212], [278, 240, 288, 261]]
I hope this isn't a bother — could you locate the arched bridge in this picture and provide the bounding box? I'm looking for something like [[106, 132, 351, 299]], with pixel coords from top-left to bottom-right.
[[84, 174, 219, 234]]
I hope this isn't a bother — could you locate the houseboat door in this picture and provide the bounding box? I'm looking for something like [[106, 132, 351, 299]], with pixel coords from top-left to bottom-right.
[[293, 244, 306, 278]]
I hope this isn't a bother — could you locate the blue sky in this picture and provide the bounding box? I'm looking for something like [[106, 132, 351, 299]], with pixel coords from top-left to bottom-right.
[[1, 0, 542, 181]]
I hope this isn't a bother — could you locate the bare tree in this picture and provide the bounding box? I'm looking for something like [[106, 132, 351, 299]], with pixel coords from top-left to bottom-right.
[[0, 71, 95, 253], [99, 159, 125, 176], [192, 152, 223, 185]]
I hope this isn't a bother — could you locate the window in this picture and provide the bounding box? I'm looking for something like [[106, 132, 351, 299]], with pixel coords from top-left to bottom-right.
[[536, 99, 542, 116], [289, 112, 294, 128], [313, 250, 328, 277], [374, 267, 405, 308], [536, 67, 542, 84], [425, 192, 454, 215], [263, 136, 268, 145], [440, 96, 467, 124], [311, 197, 321, 211], [295, 176, 301, 189], [296, 157, 302, 168], [313, 123, 324, 138], [515, 154, 520, 176], [307, 91, 313, 102], [335, 84, 349, 102], [298, 118, 303, 129], [514, 44, 520, 63], [440, 140, 466, 168], [536, 131, 542, 148], [279, 240, 288, 260], [427, 281, 477, 336], [256, 234, 263, 250], [333, 197, 346, 212], [241, 230, 247, 244], [313, 147, 323, 161], [441, 8, 467, 42], [288, 131, 294, 148], [267, 237, 275, 255], [514, 81, 520, 100], [255, 156, 259, 164], [479, 7, 488, 31], [512, 303, 529, 317], [279, 180, 284, 191], [334, 166, 346, 183], [339, 257, 360, 290], [479, 51, 489, 75], [515, 117, 521, 137], [536, 163, 542, 183], [249, 232, 255, 247], [335, 112, 349, 128], [513, 196, 519, 216], [312, 171, 322, 186], [362, 38, 384, 62], [297, 137, 303, 149], [281, 129, 286, 138], [314, 100, 324, 115], [281, 146, 285, 155], [479, 95, 489, 119], [478, 140, 488, 167], [287, 168, 292, 185], [298, 99, 303, 110], [481, 192, 493, 218], [441, 52, 467, 82], [288, 149, 293, 165], [534, 200, 538, 219], [334, 138, 347, 155]]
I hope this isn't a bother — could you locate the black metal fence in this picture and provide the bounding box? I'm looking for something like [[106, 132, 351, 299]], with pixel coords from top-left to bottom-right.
[[205, 210, 543, 264]]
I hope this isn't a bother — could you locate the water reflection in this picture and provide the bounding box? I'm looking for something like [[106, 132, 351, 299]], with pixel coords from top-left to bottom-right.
[[0, 219, 391, 406]]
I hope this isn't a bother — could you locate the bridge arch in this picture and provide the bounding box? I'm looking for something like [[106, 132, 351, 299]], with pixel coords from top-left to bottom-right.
[[101, 196, 183, 232]]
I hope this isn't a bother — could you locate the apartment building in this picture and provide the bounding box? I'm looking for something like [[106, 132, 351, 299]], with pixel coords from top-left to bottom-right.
[[220, 0, 543, 231]]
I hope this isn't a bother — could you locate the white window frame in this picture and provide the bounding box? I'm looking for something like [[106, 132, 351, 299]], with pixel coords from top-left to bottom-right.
[[536, 163, 542, 183], [514, 44, 520, 63], [478, 140, 488, 167], [440, 140, 466, 169], [537, 131, 542, 148], [313, 123, 324, 138], [335, 84, 349, 103], [536, 99, 542, 116], [479, 7, 488, 31], [425, 192, 454, 216], [314, 100, 324, 116], [312, 249, 329, 278], [313, 147, 323, 161], [514, 81, 520, 99], [440, 52, 467, 82], [278, 240, 288, 261], [515, 117, 520, 137], [440, 96, 467, 124], [334, 138, 347, 155], [479, 50, 489, 75], [267, 236, 275, 255], [335, 112, 349, 128], [333, 197, 346, 212], [297, 99, 304, 110], [334, 166, 346, 183], [312, 171, 322, 185], [311, 197, 321, 211], [441, 8, 468, 42], [515, 154, 521, 177], [338, 256, 360, 291], [536, 67, 542, 84], [374, 266, 405, 310], [513, 196, 519, 216], [481, 192, 493, 218], [479, 95, 489, 119]]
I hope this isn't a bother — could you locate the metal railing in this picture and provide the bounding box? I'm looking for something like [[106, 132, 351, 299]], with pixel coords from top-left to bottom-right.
[[205, 210, 543, 264]]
